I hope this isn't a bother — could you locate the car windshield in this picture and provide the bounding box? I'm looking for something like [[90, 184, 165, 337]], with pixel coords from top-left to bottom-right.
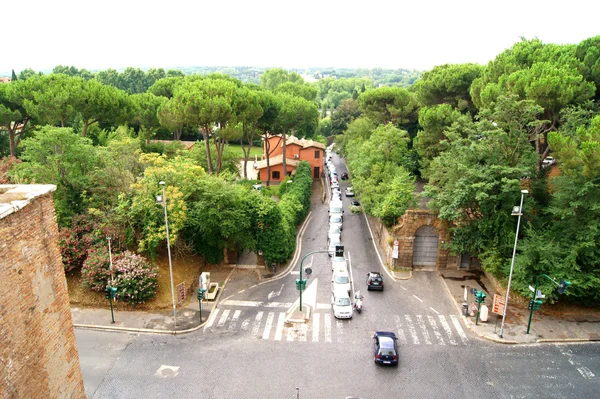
[[334, 276, 349, 284], [370, 276, 382, 282], [330, 216, 342, 223], [335, 297, 351, 306]]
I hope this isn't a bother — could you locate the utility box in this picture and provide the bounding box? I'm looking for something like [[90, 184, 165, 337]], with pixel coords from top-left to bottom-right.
[[480, 305, 489, 322], [200, 272, 210, 290]]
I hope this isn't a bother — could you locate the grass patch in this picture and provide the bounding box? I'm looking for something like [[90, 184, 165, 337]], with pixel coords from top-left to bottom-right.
[[227, 143, 263, 158]]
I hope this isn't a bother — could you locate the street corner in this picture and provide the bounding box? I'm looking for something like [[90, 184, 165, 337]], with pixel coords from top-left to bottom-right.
[[391, 268, 412, 280]]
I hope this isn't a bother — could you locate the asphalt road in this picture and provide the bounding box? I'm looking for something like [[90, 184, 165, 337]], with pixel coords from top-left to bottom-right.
[[76, 151, 600, 399]]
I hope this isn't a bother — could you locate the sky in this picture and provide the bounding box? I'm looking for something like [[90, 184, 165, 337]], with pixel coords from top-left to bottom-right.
[[2, 0, 599, 75]]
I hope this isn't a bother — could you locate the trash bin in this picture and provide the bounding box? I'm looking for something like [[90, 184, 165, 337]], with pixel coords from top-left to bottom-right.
[[462, 302, 469, 316]]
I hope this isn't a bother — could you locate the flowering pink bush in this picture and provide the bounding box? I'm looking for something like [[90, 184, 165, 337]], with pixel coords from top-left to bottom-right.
[[59, 214, 98, 273], [81, 246, 112, 291], [112, 251, 158, 305]]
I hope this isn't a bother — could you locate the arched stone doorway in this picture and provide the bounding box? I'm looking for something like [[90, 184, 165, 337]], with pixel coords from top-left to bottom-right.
[[412, 225, 439, 267]]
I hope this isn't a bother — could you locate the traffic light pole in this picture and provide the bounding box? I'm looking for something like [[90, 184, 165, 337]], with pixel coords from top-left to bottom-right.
[[526, 274, 568, 334], [298, 250, 329, 311], [109, 294, 115, 324]]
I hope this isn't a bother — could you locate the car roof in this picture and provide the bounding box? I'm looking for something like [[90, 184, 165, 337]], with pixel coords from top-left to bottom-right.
[[369, 271, 382, 276], [375, 331, 397, 339]]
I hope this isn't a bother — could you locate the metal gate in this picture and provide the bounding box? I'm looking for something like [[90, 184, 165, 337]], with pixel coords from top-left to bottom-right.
[[412, 225, 439, 267]]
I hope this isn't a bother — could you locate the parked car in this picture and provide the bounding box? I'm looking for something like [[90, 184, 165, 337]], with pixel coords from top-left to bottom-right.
[[332, 288, 353, 319], [332, 266, 352, 296], [345, 187, 355, 197], [366, 271, 384, 291], [328, 224, 341, 240], [331, 182, 340, 191], [542, 156, 556, 167], [350, 199, 360, 207], [329, 214, 343, 231], [373, 331, 399, 366], [331, 257, 348, 272], [328, 233, 342, 257], [341, 172, 349, 180]]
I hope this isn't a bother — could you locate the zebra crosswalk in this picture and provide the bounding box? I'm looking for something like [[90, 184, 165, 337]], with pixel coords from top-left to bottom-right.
[[203, 307, 469, 345]]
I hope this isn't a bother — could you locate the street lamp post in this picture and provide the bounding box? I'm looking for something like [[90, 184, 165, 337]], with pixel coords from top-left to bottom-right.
[[499, 189, 528, 338], [157, 181, 177, 331], [106, 235, 116, 324]]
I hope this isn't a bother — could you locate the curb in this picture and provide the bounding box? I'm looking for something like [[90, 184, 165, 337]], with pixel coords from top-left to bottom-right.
[[73, 267, 237, 335]]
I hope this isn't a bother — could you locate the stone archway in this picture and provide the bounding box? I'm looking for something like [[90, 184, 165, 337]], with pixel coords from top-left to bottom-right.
[[412, 225, 439, 267]]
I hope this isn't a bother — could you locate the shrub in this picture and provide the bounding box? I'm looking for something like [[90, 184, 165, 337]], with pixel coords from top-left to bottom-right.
[[81, 245, 112, 292], [59, 214, 99, 273], [112, 251, 158, 305]]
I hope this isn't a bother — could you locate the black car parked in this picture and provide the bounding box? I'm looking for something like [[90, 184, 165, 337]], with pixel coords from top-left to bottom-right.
[[373, 331, 398, 366], [366, 271, 384, 291]]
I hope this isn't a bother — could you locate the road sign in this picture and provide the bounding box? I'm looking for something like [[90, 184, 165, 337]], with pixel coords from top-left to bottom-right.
[[529, 285, 535, 292], [305, 267, 312, 276], [535, 290, 545, 299], [492, 294, 505, 314], [394, 240, 399, 246], [177, 282, 186, 305], [392, 247, 399, 259]]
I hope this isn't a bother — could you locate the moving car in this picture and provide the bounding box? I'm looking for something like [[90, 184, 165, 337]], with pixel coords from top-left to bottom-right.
[[366, 271, 384, 291], [542, 156, 556, 167], [350, 199, 360, 207], [373, 331, 399, 366], [345, 187, 355, 197], [332, 287, 353, 319], [341, 172, 349, 180]]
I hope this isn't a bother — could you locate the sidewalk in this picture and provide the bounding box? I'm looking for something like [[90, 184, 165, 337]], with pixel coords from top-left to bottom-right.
[[438, 268, 600, 343]]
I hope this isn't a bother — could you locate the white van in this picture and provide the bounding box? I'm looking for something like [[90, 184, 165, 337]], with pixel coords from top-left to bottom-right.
[[331, 287, 353, 319]]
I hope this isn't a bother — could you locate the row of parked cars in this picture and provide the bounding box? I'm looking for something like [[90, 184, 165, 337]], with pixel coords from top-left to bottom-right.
[[325, 147, 398, 366]]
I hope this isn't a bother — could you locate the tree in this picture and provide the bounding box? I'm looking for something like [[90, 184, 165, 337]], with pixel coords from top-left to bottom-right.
[[275, 82, 317, 102], [413, 63, 482, 113], [357, 87, 418, 127], [260, 68, 304, 91], [132, 92, 166, 142], [330, 99, 361, 136], [0, 78, 38, 157], [233, 86, 263, 178], [23, 74, 83, 127], [11, 127, 99, 225]]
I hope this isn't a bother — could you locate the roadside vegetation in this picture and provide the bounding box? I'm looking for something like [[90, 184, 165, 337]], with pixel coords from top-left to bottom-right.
[[1, 36, 599, 307]]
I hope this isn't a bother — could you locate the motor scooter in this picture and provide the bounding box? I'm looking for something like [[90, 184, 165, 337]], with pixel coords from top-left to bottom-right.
[[353, 291, 364, 314]]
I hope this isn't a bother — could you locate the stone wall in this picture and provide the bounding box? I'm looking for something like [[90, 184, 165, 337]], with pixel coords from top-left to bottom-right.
[[0, 185, 86, 399]]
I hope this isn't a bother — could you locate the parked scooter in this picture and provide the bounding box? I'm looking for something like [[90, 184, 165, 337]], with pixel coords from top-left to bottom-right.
[[353, 291, 364, 314]]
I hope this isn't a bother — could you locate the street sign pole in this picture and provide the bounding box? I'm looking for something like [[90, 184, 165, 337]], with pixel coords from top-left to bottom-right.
[[298, 249, 330, 311]]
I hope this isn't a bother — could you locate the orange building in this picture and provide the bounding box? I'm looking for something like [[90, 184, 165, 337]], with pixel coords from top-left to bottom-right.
[[255, 135, 326, 183]]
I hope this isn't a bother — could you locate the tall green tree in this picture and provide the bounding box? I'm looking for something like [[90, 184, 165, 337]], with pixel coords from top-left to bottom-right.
[[260, 68, 304, 91], [357, 87, 418, 127]]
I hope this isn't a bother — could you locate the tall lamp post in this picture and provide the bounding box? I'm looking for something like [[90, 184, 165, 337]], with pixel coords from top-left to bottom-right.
[[499, 189, 528, 338], [157, 181, 177, 331]]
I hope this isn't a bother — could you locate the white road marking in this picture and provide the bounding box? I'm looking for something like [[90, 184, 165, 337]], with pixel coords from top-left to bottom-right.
[[268, 284, 285, 301], [287, 324, 296, 341], [336, 320, 344, 343], [221, 299, 292, 308], [312, 313, 320, 342], [450, 315, 469, 345], [416, 315, 432, 345], [251, 311, 263, 337], [429, 307, 439, 314], [405, 315, 420, 345], [394, 315, 408, 345], [400, 285, 407, 291], [412, 295, 423, 303], [577, 367, 595, 379], [228, 310, 241, 331], [299, 323, 308, 342], [439, 315, 457, 345], [274, 312, 285, 341], [290, 271, 300, 275], [324, 313, 332, 343], [240, 318, 250, 331], [316, 303, 330, 310], [217, 309, 230, 327], [348, 251, 354, 295], [204, 308, 219, 329], [428, 315, 445, 345], [262, 312, 274, 340]]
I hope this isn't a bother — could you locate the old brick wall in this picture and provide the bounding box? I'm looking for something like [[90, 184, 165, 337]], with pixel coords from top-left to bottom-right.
[[0, 191, 86, 398]]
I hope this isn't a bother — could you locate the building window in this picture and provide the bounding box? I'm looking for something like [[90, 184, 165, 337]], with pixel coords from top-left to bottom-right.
[[272, 171, 280, 180], [315, 150, 320, 158]]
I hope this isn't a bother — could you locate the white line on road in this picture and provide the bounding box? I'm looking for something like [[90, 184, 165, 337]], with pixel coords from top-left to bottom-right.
[[324, 313, 332, 343], [240, 318, 250, 331], [416, 315, 432, 345], [394, 315, 408, 345], [274, 312, 285, 341], [439, 315, 457, 345], [428, 315, 445, 345], [336, 320, 344, 343], [299, 323, 308, 342], [316, 303, 330, 310], [405, 315, 420, 345], [429, 307, 440, 314], [217, 309, 230, 328], [262, 312, 274, 340], [251, 311, 263, 337], [348, 251, 354, 296], [204, 308, 219, 330], [312, 313, 320, 342], [413, 295, 423, 303], [221, 299, 292, 308], [450, 315, 469, 345], [577, 367, 595, 379], [400, 285, 407, 291], [228, 310, 241, 331], [290, 271, 300, 275]]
